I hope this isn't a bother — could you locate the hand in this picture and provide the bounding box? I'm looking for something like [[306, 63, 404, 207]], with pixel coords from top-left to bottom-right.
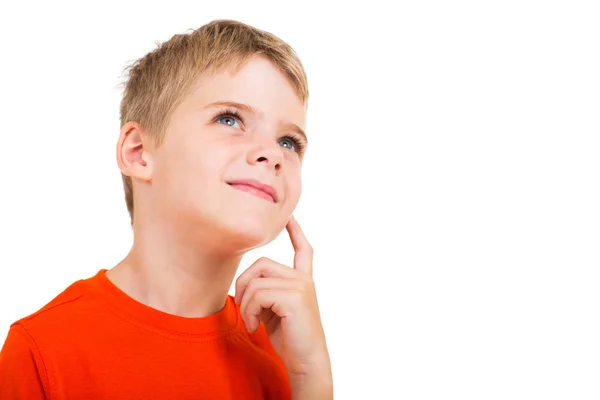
[[234, 216, 331, 378]]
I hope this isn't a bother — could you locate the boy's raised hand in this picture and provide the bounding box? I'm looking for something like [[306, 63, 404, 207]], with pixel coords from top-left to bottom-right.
[[234, 216, 332, 387]]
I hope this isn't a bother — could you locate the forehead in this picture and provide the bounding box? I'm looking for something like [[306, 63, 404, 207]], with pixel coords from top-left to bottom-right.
[[183, 57, 307, 127]]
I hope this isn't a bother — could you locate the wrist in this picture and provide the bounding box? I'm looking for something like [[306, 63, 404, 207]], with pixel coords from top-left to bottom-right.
[[290, 376, 333, 400], [289, 362, 333, 400]]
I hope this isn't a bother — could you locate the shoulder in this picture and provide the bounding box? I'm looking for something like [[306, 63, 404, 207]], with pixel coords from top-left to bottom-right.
[[0, 324, 49, 398], [0, 272, 92, 399], [10, 271, 107, 341], [13, 278, 88, 329]]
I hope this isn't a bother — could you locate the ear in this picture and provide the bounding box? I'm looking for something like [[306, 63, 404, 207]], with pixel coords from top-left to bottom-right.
[[116, 121, 153, 182]]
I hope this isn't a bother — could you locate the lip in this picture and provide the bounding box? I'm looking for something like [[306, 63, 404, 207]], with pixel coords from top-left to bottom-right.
[[226, 179, 278, 203]]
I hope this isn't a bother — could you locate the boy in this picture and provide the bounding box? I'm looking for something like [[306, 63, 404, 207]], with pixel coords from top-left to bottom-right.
[[0, 19, 332, 399]]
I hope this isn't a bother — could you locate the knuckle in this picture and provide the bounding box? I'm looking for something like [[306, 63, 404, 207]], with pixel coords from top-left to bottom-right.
[[246, 278, 260, 293], [254, 257, 273, 274], [235, 277, 246, 293], [257, 256, 271, 264]]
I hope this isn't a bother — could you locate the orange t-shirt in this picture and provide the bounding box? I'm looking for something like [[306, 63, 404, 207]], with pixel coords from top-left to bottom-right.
[[0, 270, 291, 399]]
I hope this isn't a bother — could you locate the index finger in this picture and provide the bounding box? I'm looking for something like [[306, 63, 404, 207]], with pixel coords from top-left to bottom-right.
[[286, 215, 313, 276]]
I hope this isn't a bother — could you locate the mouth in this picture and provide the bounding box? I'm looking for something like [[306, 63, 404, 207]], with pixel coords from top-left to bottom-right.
[[226, 179, 278, 203]]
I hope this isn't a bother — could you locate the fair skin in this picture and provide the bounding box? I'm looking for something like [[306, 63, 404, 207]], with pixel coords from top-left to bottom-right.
[[109, 55, 332, 398]]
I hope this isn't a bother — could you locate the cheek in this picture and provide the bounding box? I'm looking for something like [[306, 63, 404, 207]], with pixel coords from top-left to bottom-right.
[[158, 144, 222, 203], [284, 169, 303, 209], [170, 137, 230, 179]]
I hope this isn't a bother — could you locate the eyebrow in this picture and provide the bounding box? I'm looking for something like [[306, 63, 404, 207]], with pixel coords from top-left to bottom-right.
[[204, 100, 308, 145]]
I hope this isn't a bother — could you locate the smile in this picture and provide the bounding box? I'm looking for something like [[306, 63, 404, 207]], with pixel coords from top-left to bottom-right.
[[226, 179, 278, 203]]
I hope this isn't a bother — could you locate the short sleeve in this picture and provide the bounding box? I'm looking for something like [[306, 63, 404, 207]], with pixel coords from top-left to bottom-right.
[[0, 324, 47, 399]]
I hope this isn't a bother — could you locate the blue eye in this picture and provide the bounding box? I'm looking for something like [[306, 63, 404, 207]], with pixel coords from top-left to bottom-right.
[[278, 136, 306, 155], [217, 115, 241, 129], [278, 137, 296, 151]]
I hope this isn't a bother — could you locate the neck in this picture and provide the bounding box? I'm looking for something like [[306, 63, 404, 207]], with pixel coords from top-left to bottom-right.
[[106, 216, 244, 318]]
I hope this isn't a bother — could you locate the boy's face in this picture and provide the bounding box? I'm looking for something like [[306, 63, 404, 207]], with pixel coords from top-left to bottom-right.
[[147, 56, 307, 249]]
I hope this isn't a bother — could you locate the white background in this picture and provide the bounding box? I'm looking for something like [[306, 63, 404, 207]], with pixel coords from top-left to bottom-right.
[[1, 1, 599, 398]]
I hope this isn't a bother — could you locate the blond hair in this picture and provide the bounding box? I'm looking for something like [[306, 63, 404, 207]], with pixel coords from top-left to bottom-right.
[[119, 19, 308, 225]]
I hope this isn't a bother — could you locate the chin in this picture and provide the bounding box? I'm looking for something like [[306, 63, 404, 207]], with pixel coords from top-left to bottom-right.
[[223, 218, 280, 251], [186, 212, 281, 253], [181, 197, 290, 252]]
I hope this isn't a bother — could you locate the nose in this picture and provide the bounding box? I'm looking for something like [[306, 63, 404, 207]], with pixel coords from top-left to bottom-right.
[[247, 137, 283, 173]]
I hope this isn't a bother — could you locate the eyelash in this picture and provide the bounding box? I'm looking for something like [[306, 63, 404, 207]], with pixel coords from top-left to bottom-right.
[[213, 107, 306, 155], [214, 107, 244, 126]]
